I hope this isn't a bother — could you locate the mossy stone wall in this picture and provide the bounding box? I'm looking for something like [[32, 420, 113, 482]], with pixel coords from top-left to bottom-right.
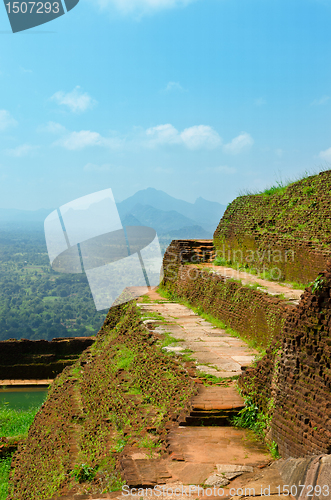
[[240, 266, 331, 458], [163, 261, 292, 350], [214, 171, 331, 284], [0, 337, 94, 379], [8, 301, 194, 499]]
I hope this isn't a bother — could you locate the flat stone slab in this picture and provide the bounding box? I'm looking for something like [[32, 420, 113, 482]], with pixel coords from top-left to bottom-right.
[[0, 379, 53, 386], [191, 386, 244, 410], [216, 464, 254, 473], [197, 264, 304, 301], [167, 426, 270, 465], [138, 298, 258, 378]]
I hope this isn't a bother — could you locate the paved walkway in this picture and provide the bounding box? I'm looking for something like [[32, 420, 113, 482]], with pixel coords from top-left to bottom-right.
[[46, 288, 300, 500], [125, 289, 279, 494], [196, 264, 304, 304], [139, 290, 257, 379]]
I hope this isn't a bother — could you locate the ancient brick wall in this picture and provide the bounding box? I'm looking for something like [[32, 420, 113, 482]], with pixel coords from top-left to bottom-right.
[[163, 262, 292, 350], [214, 170, 331, 284], [163, 238, 331, 458], [0, 337, 94, 379], [163, 239, 215, 284], [240, 265, 331, 458], [8, 301, 195, 499]]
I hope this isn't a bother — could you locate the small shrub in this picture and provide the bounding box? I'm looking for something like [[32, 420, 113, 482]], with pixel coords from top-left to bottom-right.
[[71, 463, 96, 483], [268, 441, 280, 459], [311, 276, 325, 293]]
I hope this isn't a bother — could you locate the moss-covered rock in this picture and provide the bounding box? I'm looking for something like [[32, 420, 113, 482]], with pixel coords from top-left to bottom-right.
[[214, 170, 331, 283], [8, 301, 195, 499]]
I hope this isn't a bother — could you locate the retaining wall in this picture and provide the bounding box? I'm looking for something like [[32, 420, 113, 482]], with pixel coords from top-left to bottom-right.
[[8, 301, 195, 499], [0, 337, 94, 379], [214, 170, 331, 284], [163, 238, 331, 458], [240, 264, 331, 458], [163, 240, 293, 349]]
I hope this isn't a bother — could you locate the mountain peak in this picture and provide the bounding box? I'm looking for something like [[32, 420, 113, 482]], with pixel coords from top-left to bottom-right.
[[117, 188, 226, 226]]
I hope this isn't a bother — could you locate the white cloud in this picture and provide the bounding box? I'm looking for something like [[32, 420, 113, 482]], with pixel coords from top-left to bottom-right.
[[164, 81, 184, 92], [51, 86, 97, 113], [55, 131, 104, 150], [39, 121, 66, 134], [0, 110, 17, 131], [223, 132, 254, 155], [92, 0, 197, 16], [311, 95, 330, 106], [275, 148, 283, 158], [6, 144, 39, 157], [319, 147, 331, 161], [55, 130, 123, 150], [180, 125, 222, 150], [84, 163, 112, 172], [145, 123, 222, 150], [145, 124, 181, 147]]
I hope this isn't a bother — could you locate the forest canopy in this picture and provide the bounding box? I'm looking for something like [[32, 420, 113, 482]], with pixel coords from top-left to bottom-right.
[[0, 223, 105, 341]]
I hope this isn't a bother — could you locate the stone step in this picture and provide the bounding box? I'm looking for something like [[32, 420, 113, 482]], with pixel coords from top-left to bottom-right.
[[119, 458, 172, 487], [179, 385, 245, 426]]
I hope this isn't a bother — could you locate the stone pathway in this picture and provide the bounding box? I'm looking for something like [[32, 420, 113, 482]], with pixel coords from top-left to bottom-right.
[[120, 289, 280, 494], [47, 288, 303, 500], [139, 290, 257, 379], [196, 264, 304, 304]]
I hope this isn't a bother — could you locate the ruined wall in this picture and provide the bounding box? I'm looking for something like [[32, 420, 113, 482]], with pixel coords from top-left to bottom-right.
[[240, 265, 331, 458], [8, 301, 195, 499], [163, 238, 331, 458], [0, 337, 94, 379], [162, 239, 215, 282], [163, 250, 292, 349], [214, 170, 331, 284]]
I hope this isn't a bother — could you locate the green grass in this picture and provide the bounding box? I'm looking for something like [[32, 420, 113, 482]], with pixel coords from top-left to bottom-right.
[[114, 346, 136, 370], [0, 404, 40, 438], [231, 396, 280, 459], [140, 294, 152, 303], [213, 257, 308, 290], [237, 168, 323, 197], [195, 371, 231, 386], [0, 404, 41, 499], [160, 331, 182, 349], [0, 455, 12, 500]]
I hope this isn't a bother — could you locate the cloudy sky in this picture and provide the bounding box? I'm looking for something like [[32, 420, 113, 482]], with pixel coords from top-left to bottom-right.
[[1, 0, 331, 209]]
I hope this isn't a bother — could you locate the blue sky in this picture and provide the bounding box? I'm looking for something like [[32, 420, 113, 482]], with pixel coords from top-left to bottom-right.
[[0, 0, 331, 209]]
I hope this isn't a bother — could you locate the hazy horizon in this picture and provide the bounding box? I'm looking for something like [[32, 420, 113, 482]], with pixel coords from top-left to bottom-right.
[[1, 0, 330, 210]]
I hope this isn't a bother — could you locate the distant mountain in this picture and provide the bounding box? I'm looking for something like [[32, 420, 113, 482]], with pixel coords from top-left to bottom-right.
[[117, 188, 225, 226], [160, 225, 212, 240], [0, 208, 52, 222], [119, 204, 198, 235], [121, 213, 142, 227], [0, 189, 225, 240]]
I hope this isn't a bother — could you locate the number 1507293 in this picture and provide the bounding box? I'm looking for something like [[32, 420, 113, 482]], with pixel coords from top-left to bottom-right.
[[5, 2, 60, 14]]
